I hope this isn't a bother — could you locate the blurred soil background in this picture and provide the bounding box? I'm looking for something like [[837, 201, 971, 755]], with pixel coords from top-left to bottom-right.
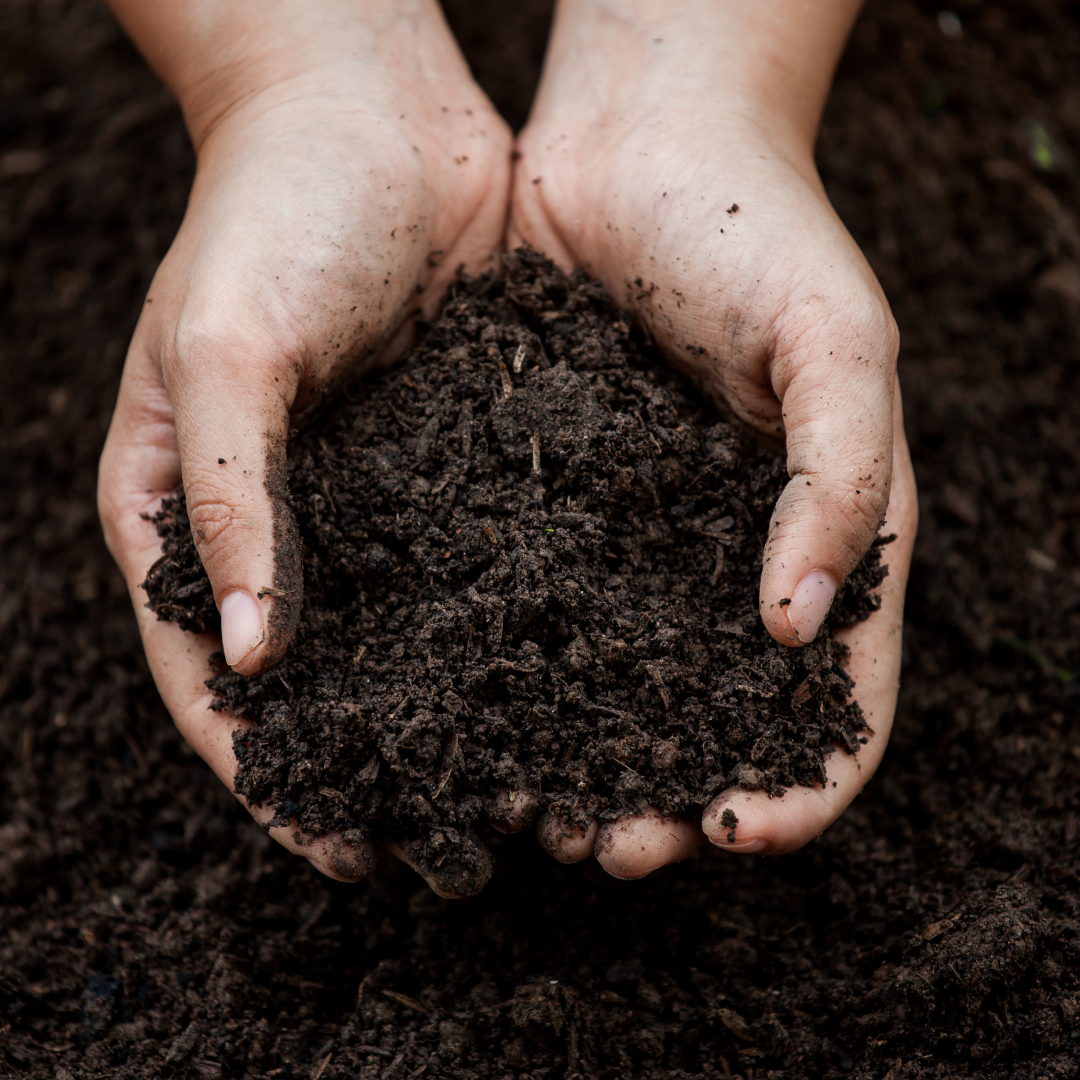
[[1, 1, 1079, 1078]]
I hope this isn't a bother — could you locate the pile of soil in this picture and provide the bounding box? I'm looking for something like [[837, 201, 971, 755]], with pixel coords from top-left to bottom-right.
[[144, 250, 884, 878], [2, 1, 1080, 1078]]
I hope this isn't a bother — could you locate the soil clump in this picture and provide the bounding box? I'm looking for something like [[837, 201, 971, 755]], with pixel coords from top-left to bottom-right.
[[143, 250, 885, 877]]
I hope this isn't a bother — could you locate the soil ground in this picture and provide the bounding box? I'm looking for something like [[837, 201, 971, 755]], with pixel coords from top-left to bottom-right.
[[2, 1, 1080, 1078]]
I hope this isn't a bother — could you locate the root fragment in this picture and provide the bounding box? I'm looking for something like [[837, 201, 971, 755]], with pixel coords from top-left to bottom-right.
[[711, 542, 725, 587], [646, 663, 670, 710]]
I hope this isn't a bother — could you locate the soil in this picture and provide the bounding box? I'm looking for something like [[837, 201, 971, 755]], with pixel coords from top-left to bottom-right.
[[2, 1, 1080, 1079], [143, 250, 885, 885]]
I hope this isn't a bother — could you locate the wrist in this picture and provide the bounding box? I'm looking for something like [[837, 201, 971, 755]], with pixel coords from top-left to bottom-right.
[[541, 0, 862, 152], [106, 0, 455, 149]]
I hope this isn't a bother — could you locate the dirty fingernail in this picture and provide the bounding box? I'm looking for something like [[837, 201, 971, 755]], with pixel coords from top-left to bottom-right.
[[787, 570, 838, 642], [220, 590, 264, 667], [717, 838, 769, 854]]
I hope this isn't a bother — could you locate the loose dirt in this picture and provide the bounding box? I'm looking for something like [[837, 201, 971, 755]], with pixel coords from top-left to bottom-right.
[[1, 1, 1079, 1078], [144, 250, 885, 888]]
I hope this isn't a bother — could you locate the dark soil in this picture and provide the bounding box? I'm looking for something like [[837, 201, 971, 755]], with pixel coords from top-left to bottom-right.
[[143, 250, 884, 880], [2, 1, 1080, 1078]]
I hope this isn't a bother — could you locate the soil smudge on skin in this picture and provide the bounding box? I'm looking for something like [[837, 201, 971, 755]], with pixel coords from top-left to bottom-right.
[[261, 427, 303, 671], [143, 250, 886, 872]]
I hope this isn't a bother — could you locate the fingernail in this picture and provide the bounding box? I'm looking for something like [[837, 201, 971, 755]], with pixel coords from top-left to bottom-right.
[[220, 590, 264, 667], [718, 838, 769, 854], [787, 569, 838, 642]]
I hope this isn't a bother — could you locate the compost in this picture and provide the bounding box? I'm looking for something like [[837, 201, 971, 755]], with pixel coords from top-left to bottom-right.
[[2, 1, 1079, 1078], [143, 249, 884, 882]]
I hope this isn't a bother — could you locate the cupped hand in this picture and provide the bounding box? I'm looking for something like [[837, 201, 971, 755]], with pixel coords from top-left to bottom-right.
[[98, 0, 514, 894], [510, 0, 918, 877]]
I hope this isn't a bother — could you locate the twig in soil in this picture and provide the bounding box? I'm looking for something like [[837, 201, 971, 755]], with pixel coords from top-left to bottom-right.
[[645, 663, 670, 710], [434, 731, 459, 799], [498, 359, 513, 398], [277, 673, 294, 702], [792, 676, 813, 707], [711, 542, 725, 587], [531, 431, 541, 474], [388, 404, 418, 433], [382, 989, 430, 1014], [311, 1053, 332, 1080], [388, 694, 411, 721], [433, 767, 453, 800]]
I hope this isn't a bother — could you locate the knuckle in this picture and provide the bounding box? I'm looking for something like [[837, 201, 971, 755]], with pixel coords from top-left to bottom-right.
[[845, 294, 899, 364], [836, 484, 890, 542], [185, 496, 257, 570], [167, 302, 302, 393], [861, 303, 900, 366], [797, 290, 899, 370]]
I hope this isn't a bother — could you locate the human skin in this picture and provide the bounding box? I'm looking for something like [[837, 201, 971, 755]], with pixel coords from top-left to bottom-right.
[[97, 0, 515, 893], [98, 0, 917, 893], [511, 0, 919, 876]]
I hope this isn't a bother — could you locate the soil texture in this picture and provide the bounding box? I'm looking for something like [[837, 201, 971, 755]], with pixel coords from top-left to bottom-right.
[[2, 1, 1080, 1078], [144, 250, 884, 878]]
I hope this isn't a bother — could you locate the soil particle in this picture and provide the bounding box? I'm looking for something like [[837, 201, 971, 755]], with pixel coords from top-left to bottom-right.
[[143, 249, 886, 872]]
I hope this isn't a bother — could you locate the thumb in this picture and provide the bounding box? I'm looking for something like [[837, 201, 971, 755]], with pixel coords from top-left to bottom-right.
[[759, 305, 897, 645], [167, 335, 303, 676]]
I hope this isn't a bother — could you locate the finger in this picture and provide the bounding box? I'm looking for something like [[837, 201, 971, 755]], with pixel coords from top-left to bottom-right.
[[758, 290, 900, 646], [535, 809, 600, 864], [98, 330, 184, 588], [705, 384, 917, 852], [385, 834, 495, 900], [486, 780, 540, 835], [158, 298, 305, 676], [250, 805, 377, 883], [131, 592, 377, 879], [100, 383, 375, 880], [594, 808, 704, 880]]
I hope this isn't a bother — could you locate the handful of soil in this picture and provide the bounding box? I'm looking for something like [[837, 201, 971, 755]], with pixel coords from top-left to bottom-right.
[[144, 249, 885, 888]]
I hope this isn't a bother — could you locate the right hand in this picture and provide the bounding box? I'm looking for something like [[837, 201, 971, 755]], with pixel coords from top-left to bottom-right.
[[510, 0, 918, 877], [98, 0, 513, 893]]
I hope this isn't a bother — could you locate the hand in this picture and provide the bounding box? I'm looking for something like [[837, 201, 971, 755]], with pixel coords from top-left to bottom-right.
[[98, 0, 512, 892], [510, 0, 918, 876]]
